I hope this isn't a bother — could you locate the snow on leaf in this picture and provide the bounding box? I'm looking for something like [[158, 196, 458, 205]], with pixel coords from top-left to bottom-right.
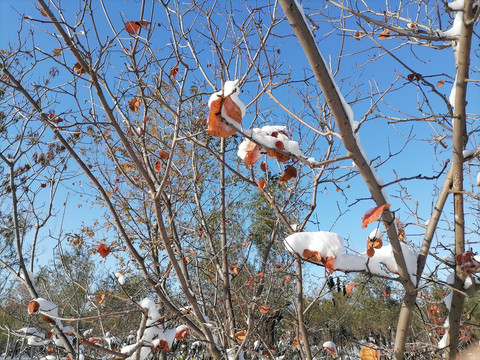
[[28, 300, 40, 315], [97, 243, 111, 258], [322, 341, 337, 357], [302, 249, 322, 263], [361, 204, 390, 229], [456, 251, 480, 273], [175, 325, 189, 340]]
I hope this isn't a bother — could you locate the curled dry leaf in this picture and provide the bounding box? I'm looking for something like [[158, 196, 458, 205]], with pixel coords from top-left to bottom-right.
[[235, 330, 246, 342], [175, 327, 189, 340], [437, 80, 445, 87], [323, 257, 336, 274], [378, 28, 391, 39], [97, 243, 111, 258], [302, 249, 322, 263], [207, 97, 241, 137], [368, 238, 383, 249], [282, 275, 291, 286], [39, 7, 48, 17], [395, 218, 405, 241], [366, 246, 375, 258], [293, 336, 301, 349], [354, 30, 363, 40], [28, 300, 40, 315], [407, 73, 422, 82], [154, 161, 162, 173], [279, 165, 297, 183], [244, 140, 261, 165], [259, 304, 270, 314], [125, 20, 151, 35], [43, 315, 54, 324], [260, 161, 268, 171], [346, 283, 354, 296], [159, 150, 170, 160], [230, 263, 240, 275], [73, 62, 87, 75], [169, 64, 179, 79], [49, 113, 63, 124], [258, 178, 266, 190], [361, 203, 390, 229], [129, 98, 141, 113]]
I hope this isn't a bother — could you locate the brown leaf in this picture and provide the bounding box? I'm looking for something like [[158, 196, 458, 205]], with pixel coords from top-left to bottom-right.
[[73, 62, 86, 75], [169, 64, 179, 79], [98, 293, 106, 304], [378, 28, 390, 40], [53, 48, 62, 57], [293, 336, 302, 349], [129, 98, 141, 113], [361, 204, 390, 229], [49, 113, 64, 124], [97, 243, 111, 258], [368, 238, 383, 249], [230, 263, 239, 275], [354, 30, 363, 40], [28, 300, 40, 315], [235, 330, 247, 342], [323, 257, 336, 274], [366, 246, 375, 258], [282, 275, 291, 286], [154, 161, 162, 173], [302, 249, 322, 263], [260, 161, 268, 171], [43, 315, 54, 324], [259, 304, 270, 314], [360, 345, 379, 360], [207, 97, 237, 138], [437, 80, 445, 87], [39, 7, 48, 17], [279, 165, 297, 183], [175, 327, 189, 340], [258, 178, 266, 190], [159, 150, 170, 160], [125, 20, 150, 35], [346, 284, 354, 296]]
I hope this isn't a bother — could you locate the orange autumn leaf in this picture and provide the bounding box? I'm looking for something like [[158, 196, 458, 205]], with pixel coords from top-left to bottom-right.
[[154, 161, 162, 173], [361, 204, 390, 228], [159, 150, 170, 160], [260, 161, 268, 171], [395, 218, 406, 241], [323, 257, 336, 274], [169, 64, 179, 79], [303, 249, 322, 263], [125, 20, 150, 35], [49, 113, 64, 124], [43, 315, 54, 324], [360, 345, 379, 360], [346, 283, 354, 296], [248, 279, 254, 291], [230, 263, 240, 275], [293, 336, 302, 349], [28, 300, 40, 315], [97, 243, 111, 258], [282, 275, 291, 286], [175, 327, 189, 340], [207, 97, 237, 138], [366, 246, 375, 258], [437, 80, 445, 87], [258, 178, 266, 190], [378, 28, 390, 40], [279, 165, 297, 183], [235, 330, 247, 342], [354, 30, 363, 40], [73, 62, 86, 75], [129, 98, 141, 113], [267, 149, 290, 163], [39, 7, 48, 17], [259, 304, 270, 314], [368, 238, 383, 249]]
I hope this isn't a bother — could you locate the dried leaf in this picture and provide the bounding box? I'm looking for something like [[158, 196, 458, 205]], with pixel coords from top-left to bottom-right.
[[248, 279, 254, 291], [159, 150, 170, 160], [293, 336, 301, 349], [378, 28, 390, 40], [154, 161, 162, 173], [98, 293, 106, 304], [258, 178, 266, 190], [456, 251, 480, 273], [323, 257, 336, 274], [260, 161, 268, 171], [282, 275, 291, 286], [125, 20, 150, 35], [354, 30, 363, 40], [346, 284, 354, 296], [395, 218, 405, 241], [366, 246, 375, 258], [43, 315, 54, 324], [235, 330, 246, 342], [359, 345, 379, 360], [437, 80, 445, 87], [73, 62, 86, 75], [361, 204, 390, 229], [259, 304, 270, 314], [169, 64, 179, 79], [49, 113, 64, 124], [28, 300, 40, 315], [230, 263, 239, 275], [279, 165, 297, 183], [52, 48, 62, 57], [245, 144, 261, 165], [97, 243, 111, 258], [175, 327, 189, 340], [368, 238, 383, 249], [303, 249, 322, 263], [39, 7, 48, 17], [207, 97, 237, 138], [129, 98, 141, 113]]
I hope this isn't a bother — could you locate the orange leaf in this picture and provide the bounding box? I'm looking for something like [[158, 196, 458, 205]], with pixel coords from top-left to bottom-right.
[[248, 279, 254, 291], [282, 275, 291, 286], [129, 98, 141, 113], [368, 238, 383, 249], [159, 150, 170, 160], [360, 345, 379, 360], [230, 263, 239, 275], [437, 80, 445, 87], [346, 284, 354, 296], [28, 300, 40, 315], [169, 65, 179, 79], [395, 218, 405, 241], [73, 62, 86, 75], [378, 28, 390, 40], [260, 161, 268, 171], [154, 161, 162, 173], [259, 304, 270, 314], [207, 98, 237, 138], [361, 204, 390, 228], [112, 184, 118, 194], [175, 327, 189, 340], [235, 330, 246, 342], [293, 336, 302, 349], [39, 7, 48, 17], [49, 113, 64, 124], [302, 249, 322, 263], [354, 30, 363, 40], [323, 257, 336, 274], [279, 165, 297, 183], [125, 20, 150, 35], [258, 178, 266, 190], [97, 243, 111, 258], [98, 293, 106, 304], [366, 246, 375, 258], [267, 149, 290, 163]]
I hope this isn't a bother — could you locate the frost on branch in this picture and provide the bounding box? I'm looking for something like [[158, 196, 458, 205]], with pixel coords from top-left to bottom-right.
[[207, 80, 246, 138]]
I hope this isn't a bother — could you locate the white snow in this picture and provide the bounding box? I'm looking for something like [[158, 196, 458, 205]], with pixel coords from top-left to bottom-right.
[[31, 298, 59, 319], [115, 272, 126, 285], [208, 80, 246, 130], [463, 149, 475, 158], [368, 229, 384, 240], [442, 9, 464, 37], [477, 172, 480, 186], [334, 253, 368, 272], [284, 231, 344, 259], [447, 0, 464, 11], [322, 341, 337, 355]]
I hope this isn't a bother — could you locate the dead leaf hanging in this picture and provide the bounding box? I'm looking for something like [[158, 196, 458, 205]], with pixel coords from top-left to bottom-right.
[[361, 204, 390, 229], [129, 98, 141, 113], [73, 62, 87, 75], [125, 20, 151, 35], [378, 28, 391, 39]]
